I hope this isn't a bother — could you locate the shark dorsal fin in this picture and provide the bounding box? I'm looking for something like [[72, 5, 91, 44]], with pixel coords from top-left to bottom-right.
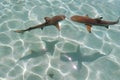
[[94, 17, 103, 23], [85, 14, 89, 18], [99, 17, 103, 19], [44, 17, 51, 22], [95, 17, 103, 20]]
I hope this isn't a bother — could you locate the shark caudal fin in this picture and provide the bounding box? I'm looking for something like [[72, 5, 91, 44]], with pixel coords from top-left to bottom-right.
[[116, 16, 120, 23], [104, 17, 120, 29]]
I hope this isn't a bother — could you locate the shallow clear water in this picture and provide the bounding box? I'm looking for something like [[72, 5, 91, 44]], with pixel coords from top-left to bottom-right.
[[0, 0, 120, 80]]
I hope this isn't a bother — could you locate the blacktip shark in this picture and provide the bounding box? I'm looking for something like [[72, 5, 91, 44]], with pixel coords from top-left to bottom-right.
[[14, 15, 66, 33], [71, 15, 120, 33]]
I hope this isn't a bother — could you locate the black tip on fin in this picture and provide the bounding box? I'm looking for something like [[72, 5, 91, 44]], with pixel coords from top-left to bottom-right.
[[40, 27, 44, 30], [105, 26, 109, 29], [95, 17, 103, 23], [86, 24, 92, 33], [99, 17, 103, 19], [86, 14, 89, 17]]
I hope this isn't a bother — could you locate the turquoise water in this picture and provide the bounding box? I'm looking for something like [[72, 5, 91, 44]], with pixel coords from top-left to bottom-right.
[[0, 0, 120, 80]]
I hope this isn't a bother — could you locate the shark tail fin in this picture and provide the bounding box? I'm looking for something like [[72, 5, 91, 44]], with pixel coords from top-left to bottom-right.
[[116, 16, 120, 23]]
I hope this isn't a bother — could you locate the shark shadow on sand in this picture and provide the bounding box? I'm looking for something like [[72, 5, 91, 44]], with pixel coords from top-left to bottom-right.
[[18, 49, 46, 62], [18, 39, 59, 61], [60, 46, 105, 70], [42, 39, 59, 55]]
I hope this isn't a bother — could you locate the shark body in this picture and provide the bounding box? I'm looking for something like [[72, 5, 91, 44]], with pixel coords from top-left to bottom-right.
[[14, 15, 65, 33], [71, 15, 120, 33]]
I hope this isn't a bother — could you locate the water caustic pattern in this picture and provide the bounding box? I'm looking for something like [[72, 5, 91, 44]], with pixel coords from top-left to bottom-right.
[[0, 0, 120, 80]]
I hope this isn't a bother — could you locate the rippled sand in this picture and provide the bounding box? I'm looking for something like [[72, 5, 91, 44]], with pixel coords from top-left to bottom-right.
[[0, 0, 120, 80]]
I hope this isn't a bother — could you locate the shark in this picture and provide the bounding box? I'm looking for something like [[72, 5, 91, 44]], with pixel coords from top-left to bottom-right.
[[71, 15, 120, 33], [14, 15, 66, 33]]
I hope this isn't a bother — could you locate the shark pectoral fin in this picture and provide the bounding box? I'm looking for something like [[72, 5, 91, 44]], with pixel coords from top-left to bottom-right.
[[54, 23, 60, 31], [86, 24, 92, 33]]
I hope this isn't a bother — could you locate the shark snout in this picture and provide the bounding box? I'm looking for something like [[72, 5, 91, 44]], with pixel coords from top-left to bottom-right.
[[71, 15, 79, 21]]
